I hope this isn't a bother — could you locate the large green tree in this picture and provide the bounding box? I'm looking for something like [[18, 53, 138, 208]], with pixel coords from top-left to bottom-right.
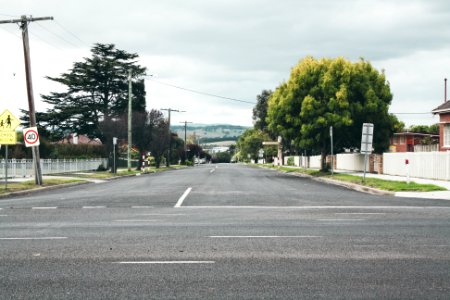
[[237, 129, 273, 162], [267, 56, 398, 168], [39, 43, 146, 144], [252, 89, 273, 133]]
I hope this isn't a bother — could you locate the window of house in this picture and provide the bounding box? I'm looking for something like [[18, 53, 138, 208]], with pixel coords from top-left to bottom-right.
[[399, 136, 405, 144], [444, 124, 450, 147], [393, 137, 398, 145]]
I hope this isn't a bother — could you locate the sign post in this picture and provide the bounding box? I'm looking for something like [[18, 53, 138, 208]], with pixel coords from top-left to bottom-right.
[[0, 109, 21, 190], [360, 123, 374, 183], [113, 137, 117, 174]]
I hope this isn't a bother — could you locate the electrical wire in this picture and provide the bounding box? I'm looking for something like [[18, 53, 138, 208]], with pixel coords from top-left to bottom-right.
[[54, 20, 88, 46], [34, 22, 79, 47], [146, 77, 256, 105]]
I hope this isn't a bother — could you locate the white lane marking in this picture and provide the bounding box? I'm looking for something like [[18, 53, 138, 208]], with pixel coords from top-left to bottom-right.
[[0, 237, 67, 240], [335, 213, 387, 215], [32, 207, 57, 210], [114, 220, 157, 222], [131, 206, 154, 209], [210, 169, 215, 174], [82, 206, 106, 209], [177, 206, 449, 210], [209, 236, 322, 238], [0, 215, 8, 217], [114, 261, 215, 264], [137, 214, 186, 216], [174, 187, 192, 208], [316, 219, 366, 221]]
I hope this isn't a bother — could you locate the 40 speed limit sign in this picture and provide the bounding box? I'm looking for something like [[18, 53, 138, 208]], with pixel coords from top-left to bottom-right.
[[23, 127, 40, 147]]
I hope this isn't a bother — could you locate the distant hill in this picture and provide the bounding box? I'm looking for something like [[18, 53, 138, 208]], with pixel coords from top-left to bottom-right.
[[171, 124, 250, 144]]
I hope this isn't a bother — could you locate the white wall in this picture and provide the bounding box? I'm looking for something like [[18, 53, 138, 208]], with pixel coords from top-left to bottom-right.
[[336, 153, 368, 172], [309, 155, 322, 169]]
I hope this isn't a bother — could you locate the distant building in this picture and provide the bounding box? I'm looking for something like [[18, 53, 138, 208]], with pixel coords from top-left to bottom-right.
[[389, 132, 439, 152], [57, 133, 102, 145], [432, 100, 450, 151]]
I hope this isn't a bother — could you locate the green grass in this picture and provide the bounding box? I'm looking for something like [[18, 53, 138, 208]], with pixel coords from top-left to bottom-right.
[[258, 164, 446, 192], [0, 178, 84, 195], [329, 174, 446, 192]]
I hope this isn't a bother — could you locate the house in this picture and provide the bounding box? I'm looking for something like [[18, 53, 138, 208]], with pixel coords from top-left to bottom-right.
[[432, 100, 450, 151], [56, 133, 102, 145], [389, 132, 439, 152]]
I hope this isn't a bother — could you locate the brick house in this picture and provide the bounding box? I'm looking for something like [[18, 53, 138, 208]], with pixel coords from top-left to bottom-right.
[[389, 132, 439, 152], [432, 101, 450, 151]]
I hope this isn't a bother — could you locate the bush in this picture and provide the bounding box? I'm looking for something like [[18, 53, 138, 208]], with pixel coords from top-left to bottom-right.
[[287, 157, 295, 166]]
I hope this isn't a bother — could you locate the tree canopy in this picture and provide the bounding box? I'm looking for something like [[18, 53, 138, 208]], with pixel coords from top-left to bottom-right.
[[267, 56, 400, 159], [39, 43, 147, 144]]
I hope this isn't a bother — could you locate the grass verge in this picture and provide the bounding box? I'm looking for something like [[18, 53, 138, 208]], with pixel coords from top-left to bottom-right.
[[0, 178, 84, 195], [260, 165, 446, 192]]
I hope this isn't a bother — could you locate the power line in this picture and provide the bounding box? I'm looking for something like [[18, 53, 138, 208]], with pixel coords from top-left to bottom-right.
[[54, 20, 88, 46], [391, 112, 432, 115], [34, 21, 79, 47], [147, 77, 256, 105]]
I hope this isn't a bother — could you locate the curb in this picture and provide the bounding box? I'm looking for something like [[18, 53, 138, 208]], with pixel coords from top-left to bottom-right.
[[0, 181, 90, 199], [262, 166, 394, 196]]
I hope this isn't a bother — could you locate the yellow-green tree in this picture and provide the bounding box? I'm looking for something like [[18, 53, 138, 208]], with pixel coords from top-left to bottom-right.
[[267, 56, 399, 169]]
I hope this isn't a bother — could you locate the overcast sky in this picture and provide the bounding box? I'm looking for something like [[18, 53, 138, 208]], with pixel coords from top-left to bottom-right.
[[1, 0, 449, 128]]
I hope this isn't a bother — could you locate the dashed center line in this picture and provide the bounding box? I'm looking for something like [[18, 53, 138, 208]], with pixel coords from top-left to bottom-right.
[[114, 261, 215, 264], [0, 237, 67, 240], [82, 206, 106, 209], [210, 169, 215, 174], [32, 207, 57, 210]]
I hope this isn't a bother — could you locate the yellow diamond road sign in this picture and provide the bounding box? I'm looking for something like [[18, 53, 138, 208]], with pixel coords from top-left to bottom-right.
[[0, 109, 20, 145], [0, 109, 21, 131]]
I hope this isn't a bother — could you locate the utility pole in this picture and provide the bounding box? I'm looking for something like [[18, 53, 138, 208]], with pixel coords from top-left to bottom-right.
[[127, 69, 132, 171], [1, 15, 53, 185], [180, 121, 192, 163], [161, 108, 185, 166]]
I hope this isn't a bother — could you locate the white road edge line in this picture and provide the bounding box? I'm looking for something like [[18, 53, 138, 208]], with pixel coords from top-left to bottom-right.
[[0, 237, 68, 240], [32, 207, 57, 210], [210, 169, 215, 173], [131, 206, 154, 209], [174, 187, 192, 208], [114, 261, 215, 264]]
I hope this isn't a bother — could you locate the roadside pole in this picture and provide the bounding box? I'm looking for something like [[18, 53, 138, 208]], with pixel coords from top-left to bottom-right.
[[4, 145, 8, 190], [361, 123, 374, 183], [330, 126, 334, 176], [113, 137, 117, 174]]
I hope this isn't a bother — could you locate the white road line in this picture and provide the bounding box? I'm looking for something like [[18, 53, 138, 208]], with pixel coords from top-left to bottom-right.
[[114, 261, 215, 264], [32, 207, 57, 210], [82, 206, 106, 209], [177, 205, 449, 210], [114, 220, 157, 222], [210, 169, 215, 173], [335, 213, 387, 215], [0, 215, 8, 217], [174, 187, 192, 208], [209, 236, 322, 238], [131, 206, 154, 209], [137, 214, 186, 216], [316, 219, 366, 221], [0, 237, 68, 240]]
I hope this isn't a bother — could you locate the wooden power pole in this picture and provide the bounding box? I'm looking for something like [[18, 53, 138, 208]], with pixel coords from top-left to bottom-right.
[[0, 15, 53, 185]]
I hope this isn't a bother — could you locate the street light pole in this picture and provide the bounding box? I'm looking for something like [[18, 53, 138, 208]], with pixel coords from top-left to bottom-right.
[[180, 121, 192, 163], [161, 108, 185, 166], [127, 69, 132, 171]]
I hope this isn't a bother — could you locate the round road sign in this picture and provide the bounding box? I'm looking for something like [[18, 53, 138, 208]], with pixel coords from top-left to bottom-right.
[[23, 127, 40, 147]]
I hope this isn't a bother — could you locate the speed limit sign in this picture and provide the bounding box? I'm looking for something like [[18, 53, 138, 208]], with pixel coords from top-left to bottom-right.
[[23, 127, 40, 147]]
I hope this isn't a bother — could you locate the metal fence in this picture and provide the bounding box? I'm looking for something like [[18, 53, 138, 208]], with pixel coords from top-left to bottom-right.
[[1, 158, 108, 178]]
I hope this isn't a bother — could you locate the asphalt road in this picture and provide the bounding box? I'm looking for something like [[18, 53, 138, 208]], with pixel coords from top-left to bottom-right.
[[1, 164, 449, 299]]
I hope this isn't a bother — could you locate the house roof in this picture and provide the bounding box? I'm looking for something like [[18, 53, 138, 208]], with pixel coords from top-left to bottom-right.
[[432, 101, 450, 114], [393, 132, 439, 138]]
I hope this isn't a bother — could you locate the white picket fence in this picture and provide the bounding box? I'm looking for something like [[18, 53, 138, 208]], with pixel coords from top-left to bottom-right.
[[336, 153, 368, 172], [1, 158, 108, 178], [383, 152, 450, 180]]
